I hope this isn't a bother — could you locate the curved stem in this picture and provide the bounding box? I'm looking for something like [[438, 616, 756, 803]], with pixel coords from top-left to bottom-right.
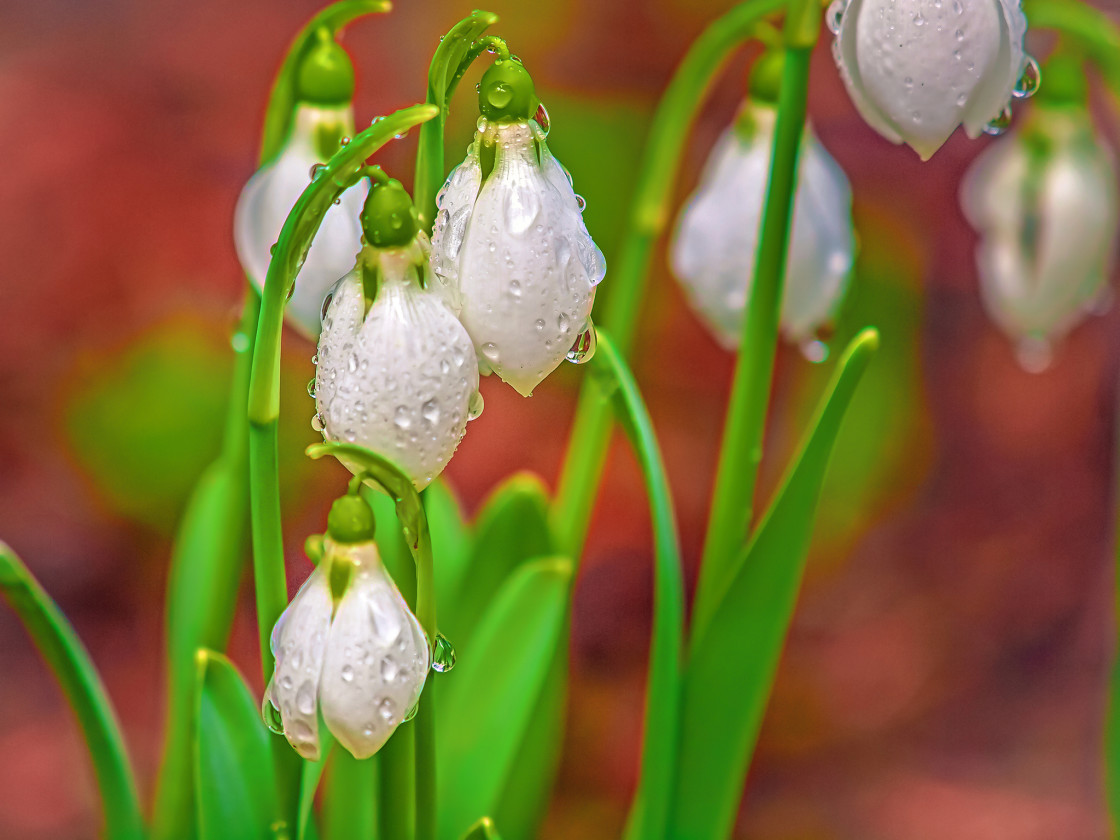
[[550, 0, 788, 562], [1023, 0, 1120, 101], [0, 544, 144, 840], [693, 5, 818, 640]]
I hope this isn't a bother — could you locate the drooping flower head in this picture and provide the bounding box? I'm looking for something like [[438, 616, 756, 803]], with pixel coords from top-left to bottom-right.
[[671, 55, 855, 355], [314, 175, 480, 489], [263, 494, 429, 760], [961, 64, 1117, 371], [235, 29, 368, 336], [430, 58, 606, 396], [830, 0, 1031, 160]]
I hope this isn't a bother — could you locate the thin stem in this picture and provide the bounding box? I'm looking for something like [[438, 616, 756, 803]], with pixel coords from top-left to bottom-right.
[[692, 8, 818, 638], [550, 0, 787, 561]]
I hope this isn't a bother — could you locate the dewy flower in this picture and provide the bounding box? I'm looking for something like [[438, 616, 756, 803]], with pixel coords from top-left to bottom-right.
[[961, 100, 1118, 371], [314, 177, 480, 489], [430, 58, 606, 396], [263, 494, 429, 760], [234, 30, 368, 336], [830, 0, 1030, 160], [670, 98, 855, 353]]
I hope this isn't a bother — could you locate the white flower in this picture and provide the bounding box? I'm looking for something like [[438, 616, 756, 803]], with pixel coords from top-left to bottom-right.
[[431, 118, 606, 396], [234, 103, 368, 336], [263, 536, 429, 760], [831, 0, 1028, 160], [670, 102, 855, 351], [314, 235, 480, 489], [961, 107, 1118, 368]]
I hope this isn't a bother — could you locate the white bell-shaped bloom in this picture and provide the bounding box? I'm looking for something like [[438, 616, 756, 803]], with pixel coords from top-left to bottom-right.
[[235, 103, 368, 336], [263, 538, 430, 760], [831, 0, 1028, 160], [670, 102, 855, 350], [961, 107, 1118, 368], [431, 118, 606, 396], [314, 235, 479, 489]]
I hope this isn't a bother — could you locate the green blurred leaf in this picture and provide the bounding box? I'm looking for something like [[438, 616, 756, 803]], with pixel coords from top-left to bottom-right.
[[298, 731, 332, 840], [323, 748, 377, 840], [194, 650, 277, 840], [426, 478, 471, 615], [436, 557, 572, 840], [440, 473, 553, 647], [671, 329, 879, 840], [0, 544, 144, 840]]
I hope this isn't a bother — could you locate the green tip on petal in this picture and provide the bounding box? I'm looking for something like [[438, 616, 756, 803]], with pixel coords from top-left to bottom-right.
[[327, 494, 376, 544], [361, 178, 419, 248], [295, 29, 355, 106], [478, 58, 539, 122]]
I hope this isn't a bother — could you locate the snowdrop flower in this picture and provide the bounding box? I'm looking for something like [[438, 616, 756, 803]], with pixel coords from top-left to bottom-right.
[[314, 177, 480, 489], [830, 0, 1031, 160], [235, 30, 368, 336], [961, 104, 1118, 370], [671, 99, 855, 353], [431, 58, 606, 396], [263, 494, 429, 760]]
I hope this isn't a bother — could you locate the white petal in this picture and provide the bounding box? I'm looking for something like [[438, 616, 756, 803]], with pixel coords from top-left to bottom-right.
[[836, 0, 905, 147], [318, 542, 429, 759], [841, 0, 1006, 159], [315, 247, 479, 489], [670, 108, 855, 347], [961, 0, 1027, 139], [431, 152, 482, 312], [263, 566, 333, 760], [457, 121, 600, 395], [234, 104, 368, 337]]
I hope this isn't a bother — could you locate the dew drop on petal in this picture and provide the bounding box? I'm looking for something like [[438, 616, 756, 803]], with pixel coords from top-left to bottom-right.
[[403, 701, 419, 722], [380, 657, 399, 682], [826, 0, 845, 33], [533, 102, 551, 135], [295, 682, 316, 715], [421, 400, 440, 425], [378, 697, 395, 721], [321, 292, 334, 322], [1013, 56, 1041, 99], [306, 378, 317, 399], [574, 194, 587, 212], [309, 162, 327, 181], [566, 322, 597, 365], [393, 406, 412, 430], [311, 413, 325, 432], [341, 665, 354, 683], [983, 106, 1013, 136], [431, 634, 457, 673], [481, 342, 500, 363], [261, 697, 285, 734]]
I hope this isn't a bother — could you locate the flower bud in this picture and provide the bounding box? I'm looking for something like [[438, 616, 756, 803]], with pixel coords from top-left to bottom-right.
[[671, 101, 855, 351], [830, 0, 1029, 160]]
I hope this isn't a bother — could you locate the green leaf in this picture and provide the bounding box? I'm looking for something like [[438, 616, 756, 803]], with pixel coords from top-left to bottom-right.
[[299, 732, 333, 840], [461, 817, 502, 840], [0, 544, 144, 840], [436, 557, 572, 839], [440, 472, 553, 647], [425, 478, 471, 616], [323, 749, 378, 840], [670, 329, 879, 840], [592, 331, 685, 840], [194, 650, 278, 840]]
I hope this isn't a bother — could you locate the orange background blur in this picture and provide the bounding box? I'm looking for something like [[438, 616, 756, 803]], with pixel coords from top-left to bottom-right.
[[0, 0, 1117, 837]]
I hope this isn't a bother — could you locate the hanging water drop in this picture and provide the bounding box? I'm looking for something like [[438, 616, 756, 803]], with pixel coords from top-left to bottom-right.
[[309, 162, 327, 180], [566, 321, 597, 364], [307, 377, 317, 398], [574, 194, 587, 212], [311, 413, 325, 433], [533, 102, 551, 135], [467, 390, 485, 421], [261, 698, 285, 734], [431, 633, 457, 673], [403, 700, 419, 722], [1012, 56, 1041, 99], [983, 106, 1013, 136], [826, 0, 845, 34]]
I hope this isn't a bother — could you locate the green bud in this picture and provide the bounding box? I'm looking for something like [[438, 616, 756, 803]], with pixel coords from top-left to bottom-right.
[[478, 59, 539, 122], [361, 178, 419, 248], [327, 494, 376, 543], [748, 49, 785, 105], [295, 30, 355, 106]]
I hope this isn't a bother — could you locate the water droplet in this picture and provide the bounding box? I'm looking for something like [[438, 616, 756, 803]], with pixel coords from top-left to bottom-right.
[[476, 115, 488, 132], [311, 413, 325, 432], [800, 339, 830, 364], [341, 665, 354, 683], [262, 698, 285, 734], [306, 378, 317, 399], [320, 292, 334, 322], [952, 0, 963, 13], [955, 28, 965, 41], [574, 194, 587, 212], [309, 162, 327, 181], [1016, 336, 1053, 373], [509, 280, 522, 298], [296, 682, 315, 715], [372, 116, 386, 125], [913, 11, 925, 25], [566, 322, 596, 364], [394, 130, 409, 140], [394, 406, 412, 430], [378, 697, 395, 721], [403, 701, 419, 722], [1013, 56, 1041, 99], [534, 318, 546, 331], [421, 400, 440, 425], [904, 76, 914, 89], [231, 332, 250, 353], [432, 634, 457, 673], [558, 312, 571, 333], [269, 242, 278, 257], [468, 390, 485, 421], [983, 106, 1013, 136], [956, 93, 968, 107], [533, 102, 551, 135], [381, 658, 399, 681], [481, 342, 500, 363], [826, 0, 845, 34], [488, 82, 513, 110]]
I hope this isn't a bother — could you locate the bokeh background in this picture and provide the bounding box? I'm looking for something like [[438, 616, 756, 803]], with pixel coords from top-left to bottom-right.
[[1, 0, 1118, 837]]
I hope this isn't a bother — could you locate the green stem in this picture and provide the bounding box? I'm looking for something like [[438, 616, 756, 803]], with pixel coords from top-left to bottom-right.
[[0, 544, 144, 840], [550, 0, 787, 561], [692, 11, 818, 636], [1023, 0, 1120, 101], [378, 726, 415, 840]]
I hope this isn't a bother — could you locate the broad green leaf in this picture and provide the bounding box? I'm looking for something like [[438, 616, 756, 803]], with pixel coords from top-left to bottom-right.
[[461, 817, 502, 840], [194, 650, 277, 840], [426, 478, 471, 615], [671, 329, 879, 840], [0, 544, 144, 840], [593, 330, 685, 840], [323, 748, 377, 840], [440, 472, 553, 647], [436, 557, 572, 840]]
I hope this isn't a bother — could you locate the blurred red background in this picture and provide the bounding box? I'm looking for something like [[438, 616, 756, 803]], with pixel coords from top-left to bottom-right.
[[0, 0, 1117, 837]]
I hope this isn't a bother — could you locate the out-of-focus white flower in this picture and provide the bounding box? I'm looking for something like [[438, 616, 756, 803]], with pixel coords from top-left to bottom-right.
[[235, 103, 367, 337], [961, 106, 1118, 370], [263, 523, 429, 760], [830, 0, 1030, 160], [430, 58, 606, 396], [670, 101, 855, 353], [314, 230, 480, 490]]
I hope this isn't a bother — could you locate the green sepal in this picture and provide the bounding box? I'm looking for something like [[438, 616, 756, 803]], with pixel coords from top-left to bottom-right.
[[478, 59, 539, 122], [193, 650, 279, 840], [747, 47, 785, 104], [361, 178, 420, 248], [295, 28, 356, 106], [327, 493, 376, 543], [669, 329, 879, 840]]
